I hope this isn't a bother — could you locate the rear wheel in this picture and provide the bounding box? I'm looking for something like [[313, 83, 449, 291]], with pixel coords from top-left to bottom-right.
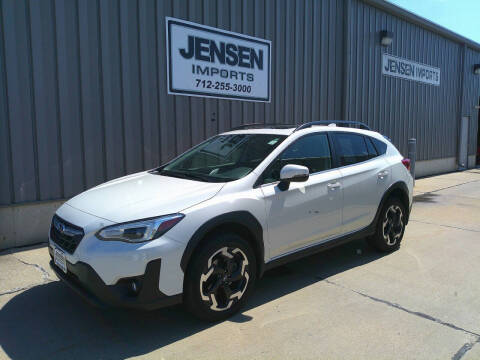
[[367, 197, 406, 252], [184, 233, 256, 321]]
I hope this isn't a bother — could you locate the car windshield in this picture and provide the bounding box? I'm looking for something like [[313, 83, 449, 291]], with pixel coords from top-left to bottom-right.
[[155, 134, 287, 182]]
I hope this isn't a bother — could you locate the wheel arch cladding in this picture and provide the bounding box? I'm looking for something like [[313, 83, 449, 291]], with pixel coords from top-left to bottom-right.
[[180, 211, 265, 277], [377, 181, 411, 225]]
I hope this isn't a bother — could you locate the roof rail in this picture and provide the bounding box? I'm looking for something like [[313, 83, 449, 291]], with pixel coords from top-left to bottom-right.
[[294, 121, 371, 132], [230, 123, 298, 131]]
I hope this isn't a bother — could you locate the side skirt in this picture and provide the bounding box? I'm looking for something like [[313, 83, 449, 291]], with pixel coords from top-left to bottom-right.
[[263, 225, 375, 273]]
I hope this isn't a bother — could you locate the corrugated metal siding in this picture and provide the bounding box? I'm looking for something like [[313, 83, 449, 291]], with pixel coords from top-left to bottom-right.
[[463, 47, 480, 155], [1, 0, 479, 207], [0, 0, 344, 206], [346, 0, 462, 161]]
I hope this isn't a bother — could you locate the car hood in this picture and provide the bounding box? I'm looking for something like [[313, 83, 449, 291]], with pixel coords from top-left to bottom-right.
[[66, 171, 224, 223]]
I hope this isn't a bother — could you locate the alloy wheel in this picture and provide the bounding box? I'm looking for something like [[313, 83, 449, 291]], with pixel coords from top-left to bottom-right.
[[199, 247, 250, 311], [382, 205, 404, 246]]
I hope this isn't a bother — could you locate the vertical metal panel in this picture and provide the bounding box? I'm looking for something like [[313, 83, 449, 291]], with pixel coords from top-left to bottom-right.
[[78, 0, 105, 188], [138, 0, 161, 169], [99, 0, 125, 180], [2, 0, 38, 203], [253, 0, 266, 125], [55, 0, 85, 197], [119, 0, 144, 173], [241, 0, 254, 125], [204, 0, 219, 138], [294, 0, 305, 124], [463, 48, 480, 155], [172, 0, 191, 155], [229, 0, 243, 128], [29, 0, 63, 201], [156, 0, 175, 164], [0, 0, 13, 204], [302, 0, 313, 124], [334, 0, 344, 119], [347, 0, 462, 160], [1, 0, 479, 207], [187, 0, 205, 146], [264, 0, 275, 125], [216, 0, 232, 132], [284, 0, 294, 124], [311, 0, 321, 121]]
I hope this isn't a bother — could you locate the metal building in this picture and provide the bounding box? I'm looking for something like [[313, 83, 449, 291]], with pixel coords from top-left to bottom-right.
[[1, 0, 479, 249]]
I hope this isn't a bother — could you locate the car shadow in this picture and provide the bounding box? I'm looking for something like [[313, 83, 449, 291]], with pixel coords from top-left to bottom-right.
[[412, 192, 439, 203], [0, 238, 386, 360]]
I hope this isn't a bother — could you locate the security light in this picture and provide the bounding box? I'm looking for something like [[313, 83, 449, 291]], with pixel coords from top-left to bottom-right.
[[474, 64, 480, 75], [380, 30, 394, 47]]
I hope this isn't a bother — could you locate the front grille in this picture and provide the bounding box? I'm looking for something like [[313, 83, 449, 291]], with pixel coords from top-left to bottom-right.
[[50, 215, 84, 254]]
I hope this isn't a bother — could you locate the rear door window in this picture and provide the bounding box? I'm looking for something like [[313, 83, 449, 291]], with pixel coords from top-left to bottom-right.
[[333, 133, 369, 166]]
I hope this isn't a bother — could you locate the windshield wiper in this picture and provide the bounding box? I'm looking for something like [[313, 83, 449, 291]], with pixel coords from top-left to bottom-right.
[[156, 170, 219, 183]]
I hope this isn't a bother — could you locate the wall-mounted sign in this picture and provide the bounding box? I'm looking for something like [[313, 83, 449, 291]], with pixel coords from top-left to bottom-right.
[[166, 17, 271, 102], [382, 54, 440, 86]]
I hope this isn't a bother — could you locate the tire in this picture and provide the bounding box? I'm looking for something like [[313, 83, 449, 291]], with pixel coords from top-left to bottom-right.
[[367, 197, 406, 252], [184, 232, 257, 322]]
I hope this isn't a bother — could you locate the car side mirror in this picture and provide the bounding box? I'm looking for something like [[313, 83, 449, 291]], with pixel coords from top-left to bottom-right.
[[278, 164, 309, 191]]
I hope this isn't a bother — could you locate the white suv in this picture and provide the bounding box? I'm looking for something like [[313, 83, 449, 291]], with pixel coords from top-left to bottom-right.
[[49, 121, 413, 321]]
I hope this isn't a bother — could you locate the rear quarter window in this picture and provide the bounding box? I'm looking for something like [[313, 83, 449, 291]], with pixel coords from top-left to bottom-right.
[[371, 137, 388, 155], [365, 136, 378, 159]]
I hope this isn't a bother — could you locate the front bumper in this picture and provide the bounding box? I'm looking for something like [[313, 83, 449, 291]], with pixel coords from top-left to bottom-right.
[[49, 251, 182, 310]]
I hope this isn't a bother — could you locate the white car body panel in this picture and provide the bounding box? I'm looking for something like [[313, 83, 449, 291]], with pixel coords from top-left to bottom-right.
[[339, 156, 391, 234], [67, 171, 224, 223], [260, 168, 343, 258]]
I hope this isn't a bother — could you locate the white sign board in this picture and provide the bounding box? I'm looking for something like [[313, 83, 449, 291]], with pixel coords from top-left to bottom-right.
[[166, 17, 271, 102], [382, 54, 440, 86]]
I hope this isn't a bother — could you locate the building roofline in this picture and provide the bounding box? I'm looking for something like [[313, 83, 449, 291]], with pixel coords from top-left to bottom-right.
[[362, 0, 480, 52]]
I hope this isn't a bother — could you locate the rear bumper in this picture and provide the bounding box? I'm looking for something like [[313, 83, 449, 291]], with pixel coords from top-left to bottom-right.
[[49, 255, 182, 310]]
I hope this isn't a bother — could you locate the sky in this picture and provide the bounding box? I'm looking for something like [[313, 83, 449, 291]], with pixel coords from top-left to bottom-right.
[[387, 0, 480, 44]]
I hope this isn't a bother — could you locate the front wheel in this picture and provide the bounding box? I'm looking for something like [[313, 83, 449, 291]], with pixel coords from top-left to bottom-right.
[[367, 197, 406, 252], [184, 233, 256, 321]]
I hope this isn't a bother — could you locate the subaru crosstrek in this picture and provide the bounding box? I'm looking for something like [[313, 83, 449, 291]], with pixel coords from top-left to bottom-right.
[[49, 121, 413, 321]]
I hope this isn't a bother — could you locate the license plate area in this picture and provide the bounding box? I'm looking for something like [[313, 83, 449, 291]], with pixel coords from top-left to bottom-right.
[[54, 248, 67, 274]]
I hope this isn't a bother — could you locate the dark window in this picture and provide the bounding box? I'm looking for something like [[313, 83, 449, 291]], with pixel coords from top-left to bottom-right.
[[334, 133, 369, 166], [371, 137, 388, 155], [261, 133, 332, 184], [365, 136, 378, 159]]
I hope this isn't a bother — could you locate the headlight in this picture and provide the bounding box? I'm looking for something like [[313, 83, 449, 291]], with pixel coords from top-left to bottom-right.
[[96, 214, 184, 243]]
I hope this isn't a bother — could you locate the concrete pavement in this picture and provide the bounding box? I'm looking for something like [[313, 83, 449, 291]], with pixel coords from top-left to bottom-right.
[[1, 170, 480, 359]]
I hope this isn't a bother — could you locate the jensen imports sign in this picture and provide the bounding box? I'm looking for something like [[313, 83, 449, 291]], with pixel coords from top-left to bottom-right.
[[382, 54, 440, 86], [166, 17, 271, 102]]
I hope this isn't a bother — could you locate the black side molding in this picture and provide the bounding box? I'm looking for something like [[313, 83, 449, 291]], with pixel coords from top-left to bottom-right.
[[264, 224, 375, 271], [373, 181, 411, 225], [180, 211, 265, 275]]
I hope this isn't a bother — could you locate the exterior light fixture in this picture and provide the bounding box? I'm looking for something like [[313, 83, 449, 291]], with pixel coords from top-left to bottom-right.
[[380, 30, 394, 47], [474, 64, 480, 75]]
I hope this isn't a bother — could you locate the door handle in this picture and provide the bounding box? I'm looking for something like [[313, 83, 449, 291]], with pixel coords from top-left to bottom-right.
[[327, 181, 341, 189], [378, 170, 389, 179]]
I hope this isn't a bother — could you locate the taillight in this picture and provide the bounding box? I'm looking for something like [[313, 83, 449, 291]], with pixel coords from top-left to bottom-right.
[[402, 158, 411, 171]]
